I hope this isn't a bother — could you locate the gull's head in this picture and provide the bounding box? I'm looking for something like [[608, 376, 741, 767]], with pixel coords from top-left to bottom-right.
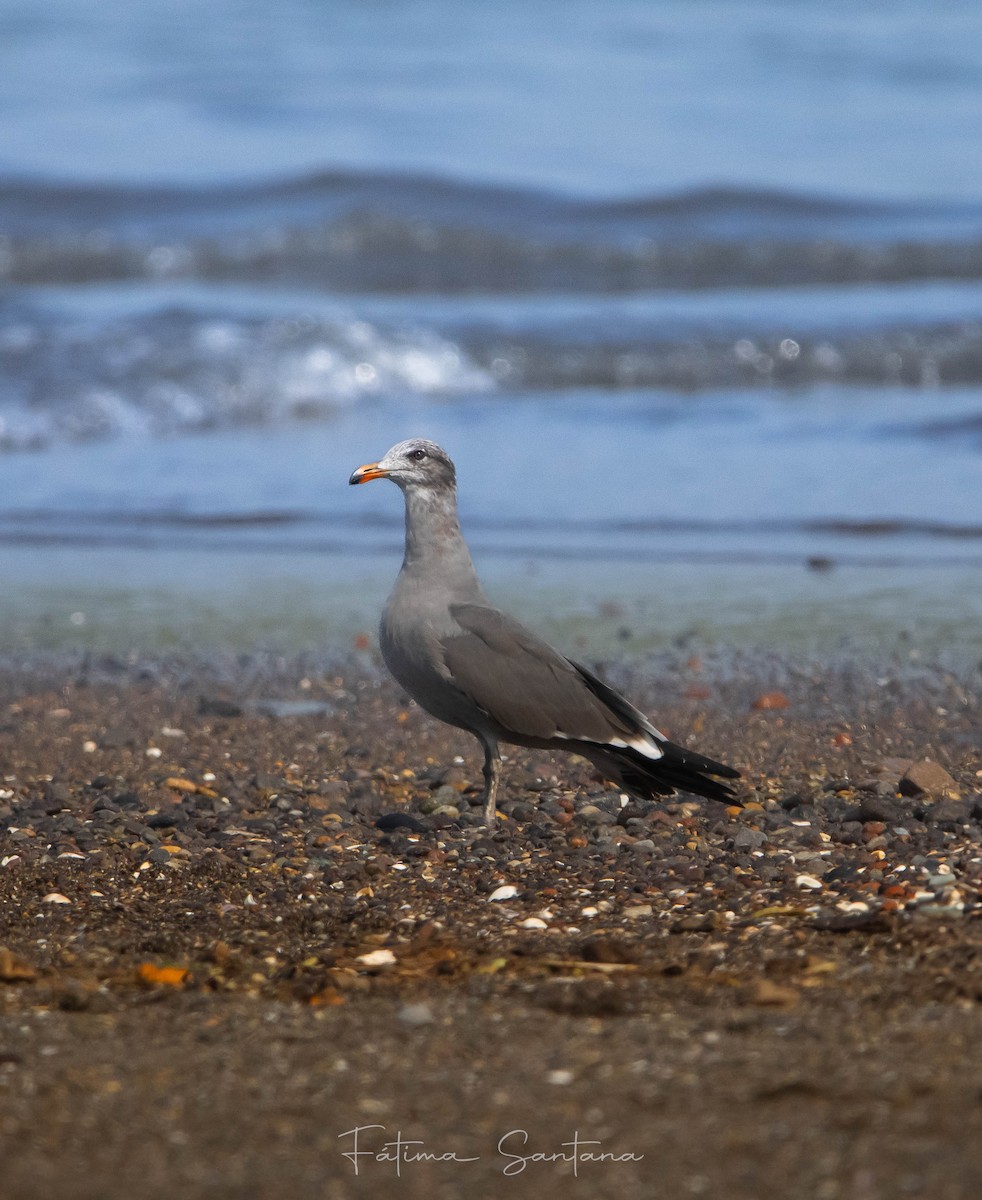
[[348, 438, 456, 491]]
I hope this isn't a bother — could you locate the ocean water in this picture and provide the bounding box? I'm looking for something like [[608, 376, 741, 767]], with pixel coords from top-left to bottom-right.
[[1, 0, 982, 656]]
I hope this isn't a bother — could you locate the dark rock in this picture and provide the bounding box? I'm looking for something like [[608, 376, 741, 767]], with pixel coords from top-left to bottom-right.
[[831, 822, 864, 845], [253, 772, 288, 793], [429, 765, 468, 790], [791, 826, 825, 848], [375, 812, 428, 833], [123, 818, 157, 842], [346, 790, 383, 819], [43, 782, 72, 811], [505, 802, 539, 822], [242, 817, 276, 833], [857, 778, 898, 797], [922, 798, 974, 826], [732, 827, 768, 851], [468, 838, 500, 858], [617, 801, 656, 825], [146, 811, 179, 829], [52, 815, 83, 836], [198, 696, 243, 718], [859, 796, 906, 824]]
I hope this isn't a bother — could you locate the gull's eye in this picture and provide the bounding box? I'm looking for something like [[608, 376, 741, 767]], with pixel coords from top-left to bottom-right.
[[409, 448, 427, 461]]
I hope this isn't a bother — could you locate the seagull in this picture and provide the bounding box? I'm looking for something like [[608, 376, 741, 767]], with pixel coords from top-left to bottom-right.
[[350, 438, 739, 828]]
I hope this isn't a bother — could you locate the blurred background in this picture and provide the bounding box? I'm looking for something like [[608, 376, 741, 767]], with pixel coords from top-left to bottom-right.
[[2, 0, 981, 658]]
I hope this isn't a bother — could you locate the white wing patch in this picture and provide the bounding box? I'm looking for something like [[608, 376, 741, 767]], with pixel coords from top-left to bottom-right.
[[607, 734, 665, 760], [551, 730, 665, 760]]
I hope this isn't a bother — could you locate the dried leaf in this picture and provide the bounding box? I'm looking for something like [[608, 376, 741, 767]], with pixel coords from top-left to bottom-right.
[[751, 978, 800, 1006], [136, 962, 191, 988], [475, 956, 510, 975], [0, 947, 37, 983], [164, 777, 219, 799], [307, 986, 346, 1007]]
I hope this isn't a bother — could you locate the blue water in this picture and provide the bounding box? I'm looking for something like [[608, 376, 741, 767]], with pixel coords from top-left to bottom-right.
[[3, 0, 982, 198], [2, 0, 982, 652]]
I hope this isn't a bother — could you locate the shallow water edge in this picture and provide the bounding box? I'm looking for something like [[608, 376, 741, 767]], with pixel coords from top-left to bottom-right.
[[4, 543, 981, 676]]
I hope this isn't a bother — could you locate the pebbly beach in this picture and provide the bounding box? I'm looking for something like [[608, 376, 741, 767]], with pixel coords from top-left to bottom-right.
[[1, 640, 981, 1198]]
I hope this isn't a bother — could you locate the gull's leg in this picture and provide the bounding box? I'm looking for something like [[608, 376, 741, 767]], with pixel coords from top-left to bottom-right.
[[480, 740, 501, 828]]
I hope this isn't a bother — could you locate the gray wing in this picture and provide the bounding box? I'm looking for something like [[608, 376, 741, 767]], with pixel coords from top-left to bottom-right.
[[443, 602, 659, 745]]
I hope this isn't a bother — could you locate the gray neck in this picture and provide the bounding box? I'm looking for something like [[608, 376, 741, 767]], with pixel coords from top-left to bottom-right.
[[400, 482, 479, 582]]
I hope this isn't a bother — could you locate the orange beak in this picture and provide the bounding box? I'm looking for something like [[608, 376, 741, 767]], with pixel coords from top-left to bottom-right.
[[349, 462, 389, 485]]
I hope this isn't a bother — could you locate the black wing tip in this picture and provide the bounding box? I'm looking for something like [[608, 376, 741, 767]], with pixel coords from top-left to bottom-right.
[[661, 739, 741, 779], [617, 740, 742, 807], [566, 659, 742, 804], [661, 768, 741, 806]]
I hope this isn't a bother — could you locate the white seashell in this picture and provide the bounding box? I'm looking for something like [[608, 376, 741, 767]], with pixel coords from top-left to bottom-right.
[[487, 884, 518, 902], [356, 948, 396, 967]]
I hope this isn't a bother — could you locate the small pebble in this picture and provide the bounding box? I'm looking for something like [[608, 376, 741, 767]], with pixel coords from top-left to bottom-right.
[[546, 1069, 574, 1086], [397, 1003, 434, 1026]]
